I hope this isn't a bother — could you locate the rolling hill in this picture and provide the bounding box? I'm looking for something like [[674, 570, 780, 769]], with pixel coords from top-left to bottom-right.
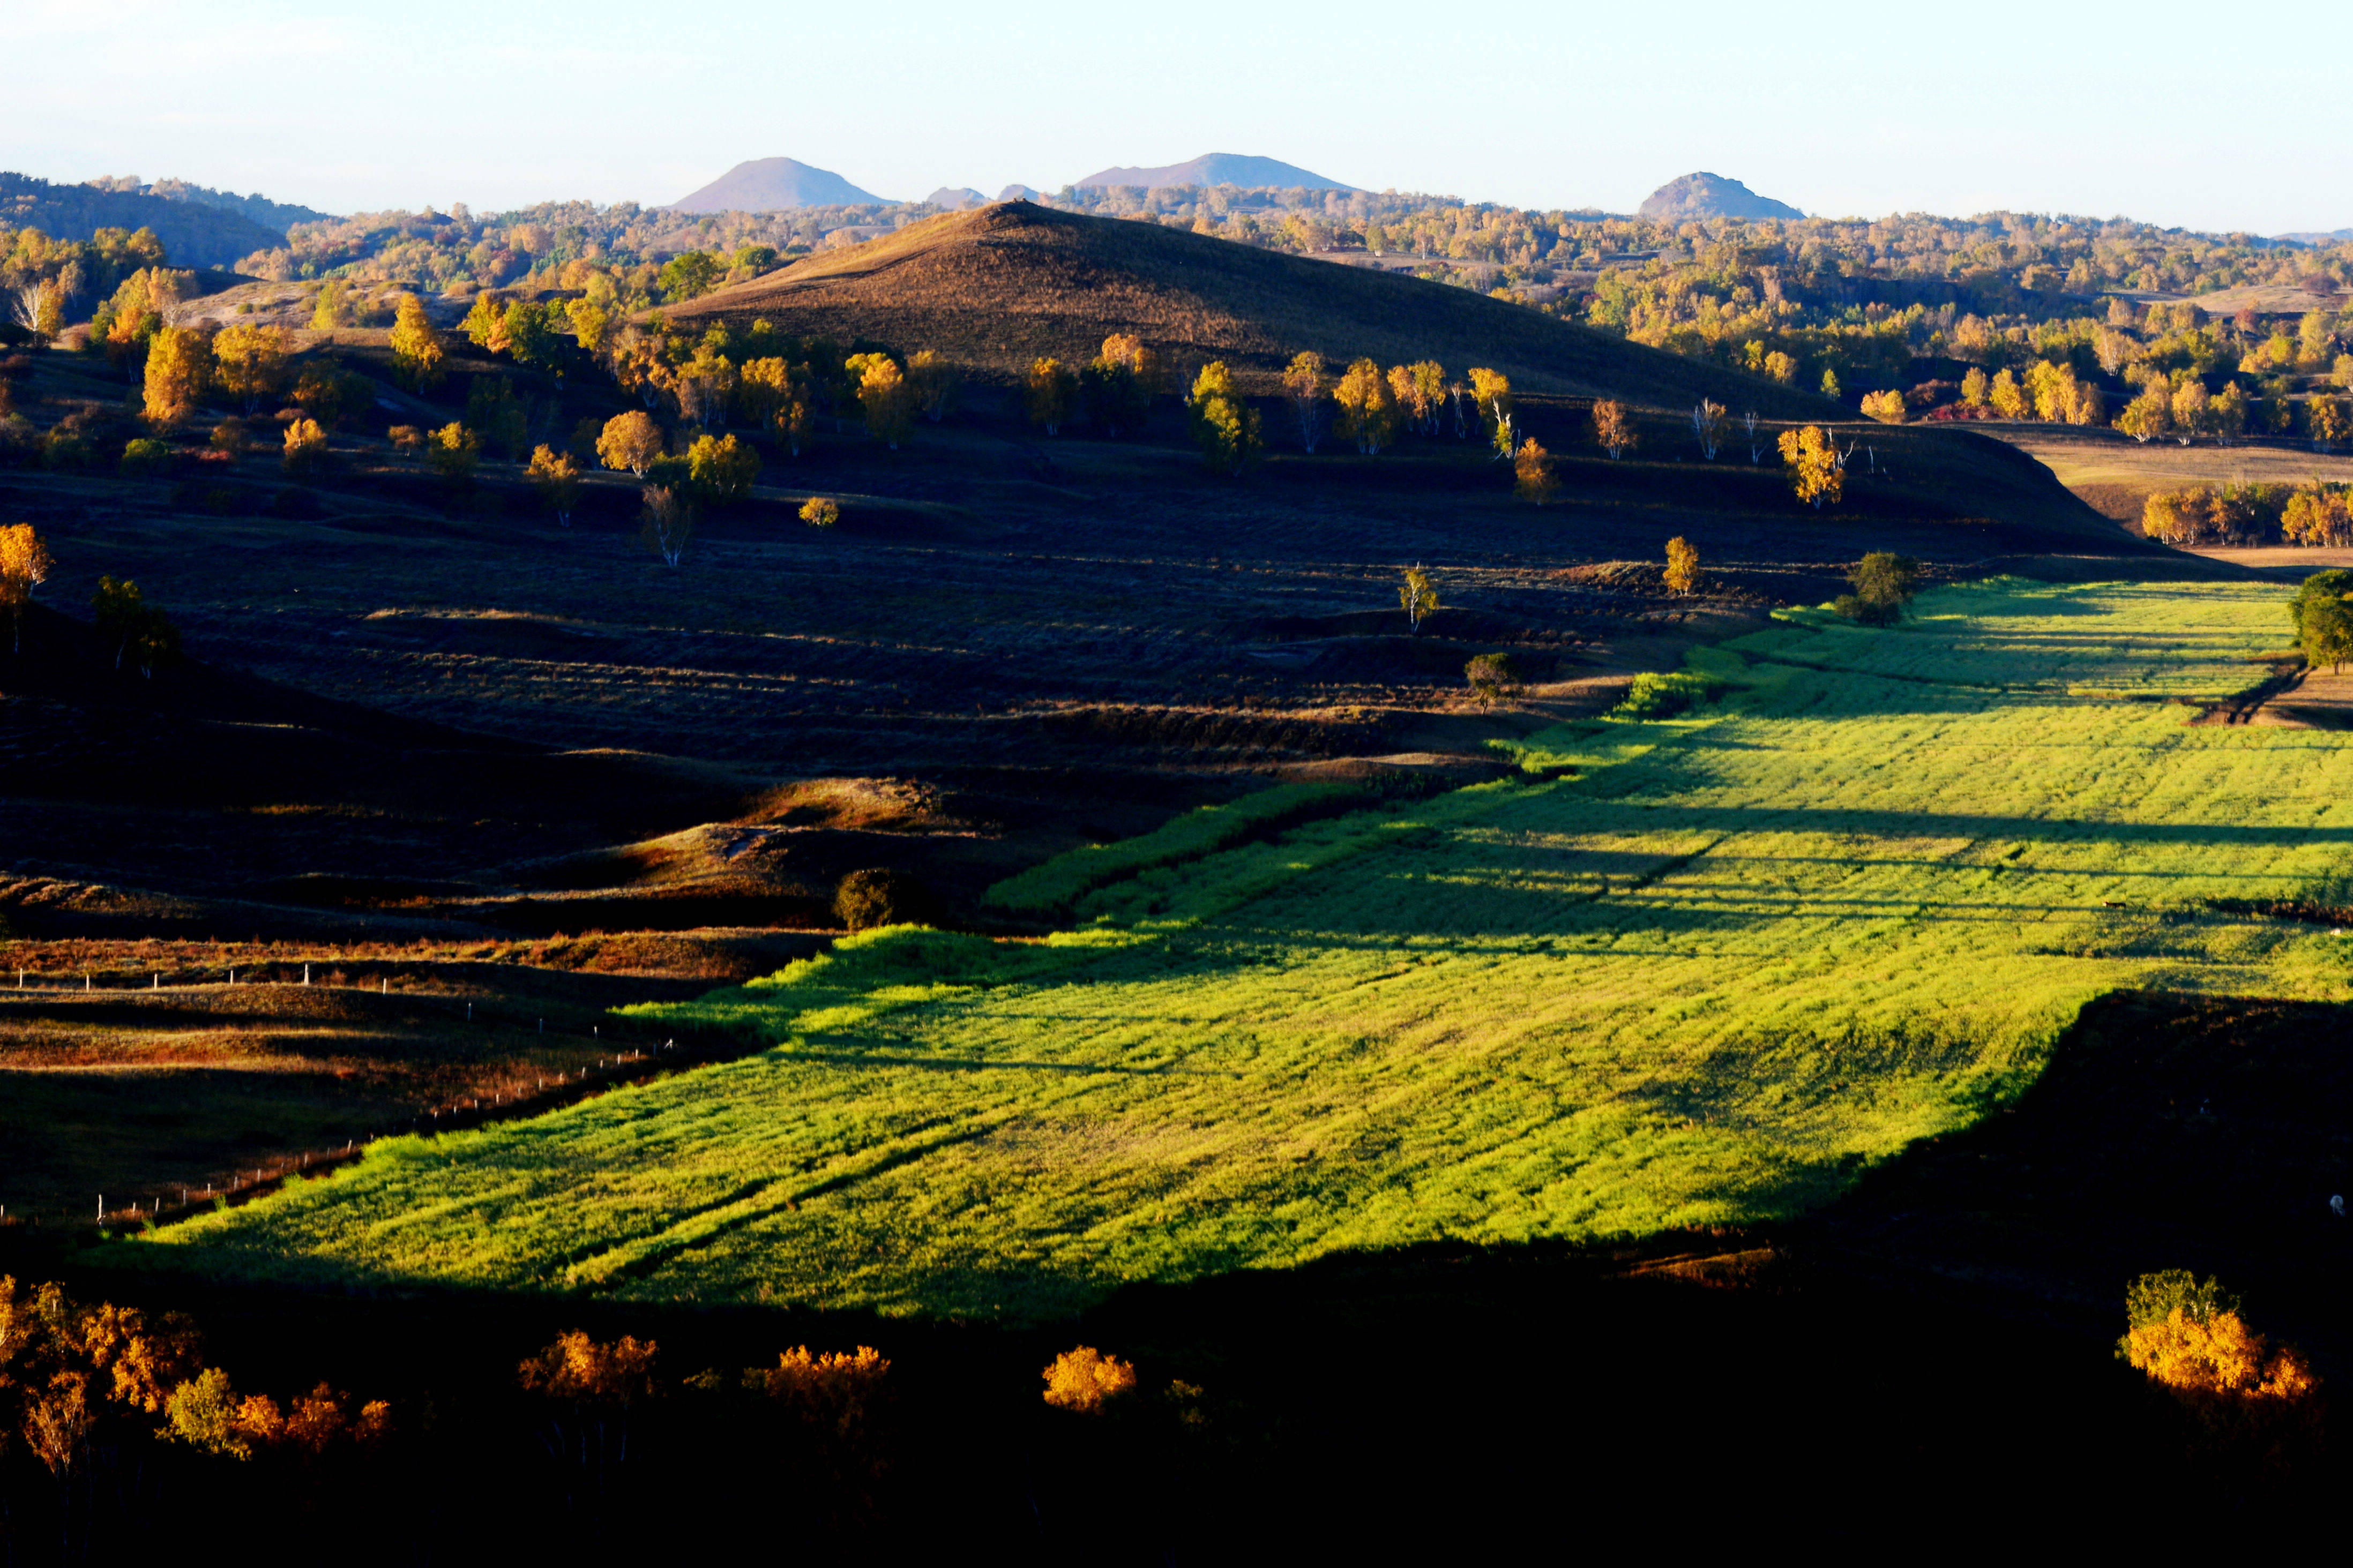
[[669, 158, 892, 212], [663, 199, 1837, 408], [1074, 153, 1357, 191]]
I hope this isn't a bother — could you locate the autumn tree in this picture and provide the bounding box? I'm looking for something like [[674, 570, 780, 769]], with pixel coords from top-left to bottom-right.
[[527, 444, 582, 525], [1187, 360, 1261, 477], [1664, 536, 1700, 595], [1776, 424, 1842, 508], [850, 354, 916, 448], [2119, 1271, 2319, 1443], [1469, 367, 1514, 457], [2170, 377, 2211, 443], [425, 422, 479, 485], [596, 410, 663, 477], [1513, 437, 1557, 504], [565, 297, 611, 357], [2307, 394, 2350, 453], [1463, 651, 1521, 703], [686, 432, 759, 502], [519, 1330, 659, 1505], [1026, 356, 1077, 435], [310, 278, 348, 331], [1, 521, 54, 652], [461, 292, 507, 351], [1281, 350, 1328, 453], [1858, 389, 1905, 424], [2115, 381, 2171, 444], [640, 486, 696, 568], [739, 356, 813, 455], [212, 323, 289, 414], [1080, 339, 1152, 437], [2282, 485, 2353, 548], [390, 294, 445, 390], [1591, 398, 1636, 460], [1398, 563, 1441, 633], [281, 417, 328, 474], [800, 497, 840, 528], [1987, 368, 2029, 421], [1388, 361, 1443, 436], [502, 301, 561, 374], [1041, 1347, 1137, 1414], [1960, 367, 1989, 408], [1691, 399, 1727, 456], [907, 349, 956, 423], [142, 325, 211, 429], [1333, 357, 1399, 454], [1762, 351, 1796, 385]]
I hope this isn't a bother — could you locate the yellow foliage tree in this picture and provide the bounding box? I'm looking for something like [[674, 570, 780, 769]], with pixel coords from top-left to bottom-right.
[[1987, 369, 2029, 420], [686, 432, 759, 501], [526, 444, 582, 524], [1398, 563, 1441, 633], [564, 297, 611, 356], [1026, 356, 1076, 435], [390, 294, 446, 391], [1664, 536, 1700, 595], [1513, 437, 1557, 504], [424, 422, 478, 483], [1776, 424, 1843, 508], [2282, 484, 2353, 546], [1858, 389, 1906, 424], [281, 416, 328, 473], [596, 410, 663, 477], [800, 497, 840, 528], [211, 324, 289, 415], [2120, 1271, 2319, 1432], [141, 326, 211, 429], [852, 354, 915, 448], [1960, 367, 1989, 407], [1333, 357, 1398, 454], [907, 349, 956, 422], [1041, 1346, 1137, 1413], [1, 526, 54, 653], [1281, 350, 1328, 453], [1188, 360, 1261, 477]]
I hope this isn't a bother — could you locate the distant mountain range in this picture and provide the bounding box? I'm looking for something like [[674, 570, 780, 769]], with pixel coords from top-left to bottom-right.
[[2277, 229, 2353, 245], [1637, 172, 1803, 223], [670, 158, 892, 212], [1073, 153, 1357, 192]]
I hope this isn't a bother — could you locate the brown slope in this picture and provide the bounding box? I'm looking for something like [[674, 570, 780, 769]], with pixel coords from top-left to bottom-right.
[[662, 200, 1841, 414]]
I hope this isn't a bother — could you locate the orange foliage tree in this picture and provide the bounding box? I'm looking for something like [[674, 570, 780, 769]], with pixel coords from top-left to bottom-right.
[[1041, 1346, 1137, 1413]]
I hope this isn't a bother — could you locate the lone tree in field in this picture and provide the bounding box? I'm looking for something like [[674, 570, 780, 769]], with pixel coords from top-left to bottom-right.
[[1464, 651, 1521, 704], [800, 497, 840, 528], [2291, 569, 2353, 671], [1513, 438, 1557, 505], [640, 485, 696, 569], [1398, 564, 1441, 634], [1281, 350, 1328, 453], [1, 523, 54, 653], [1664, 536, 1700, 595], [1776, 424, 1843, 508], [425, 422, 479, 485], [596, 411, 663, 477], [1835, 552, 1920, 625], [390, 294, 445, 391], [1026, 357, 1077, 435], [1591, 398, 1636, 460], [1691, 399, 1727, 459], [281, 417, 328, 474], [1187, 361, 1261, 477], [527, 444, 582, 526]]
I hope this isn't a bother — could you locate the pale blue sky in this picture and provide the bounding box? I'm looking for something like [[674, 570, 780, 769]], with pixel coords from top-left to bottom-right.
[[9, 0, 2348, 233]]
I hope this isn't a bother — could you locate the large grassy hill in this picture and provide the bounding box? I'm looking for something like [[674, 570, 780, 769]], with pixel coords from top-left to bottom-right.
[[664, 201, 1837, 410]]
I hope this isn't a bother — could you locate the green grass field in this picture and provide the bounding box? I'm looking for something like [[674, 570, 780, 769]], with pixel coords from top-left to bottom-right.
[[121, 580, 2353, 1318]]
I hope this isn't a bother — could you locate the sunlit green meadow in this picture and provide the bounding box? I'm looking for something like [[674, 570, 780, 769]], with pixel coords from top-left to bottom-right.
[[124, 580, 2353, 1318]]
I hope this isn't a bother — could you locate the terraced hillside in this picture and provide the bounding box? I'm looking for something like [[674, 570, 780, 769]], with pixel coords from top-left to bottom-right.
[[124, 580, 2353, 1314]]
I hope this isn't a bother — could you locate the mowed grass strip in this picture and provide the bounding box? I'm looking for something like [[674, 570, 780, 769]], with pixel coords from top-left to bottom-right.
[[126, 581, 2353, 1317]]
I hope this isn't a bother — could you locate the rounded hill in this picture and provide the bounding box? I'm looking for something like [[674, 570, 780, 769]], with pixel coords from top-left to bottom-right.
[[660, 200, 1836, 412]]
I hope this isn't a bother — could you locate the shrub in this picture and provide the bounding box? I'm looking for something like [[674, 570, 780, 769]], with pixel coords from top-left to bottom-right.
[[1664, 536, 1700, 595], [210, 418, 249, 459], [1835, 552, 1920, 625], [1465, 651, 1522, 703], [1041, 1346, 1137, 1413], [387, 424, 423, 455], [425, 422, 480, 485], [833, 868, 937, 931], [121, 437, 172, 476], [2119, 1271, 2319, 1446], [744, 1345, 890, 1426], [800, 496, 840, 528], [1615, 669, 1724, 718], [1859, 389, 1906, 424], [42, 430, 94, 470]]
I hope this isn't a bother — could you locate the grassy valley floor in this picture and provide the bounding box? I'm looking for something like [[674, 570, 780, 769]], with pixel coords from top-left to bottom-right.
[[115, 580, 2353, 1315]]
